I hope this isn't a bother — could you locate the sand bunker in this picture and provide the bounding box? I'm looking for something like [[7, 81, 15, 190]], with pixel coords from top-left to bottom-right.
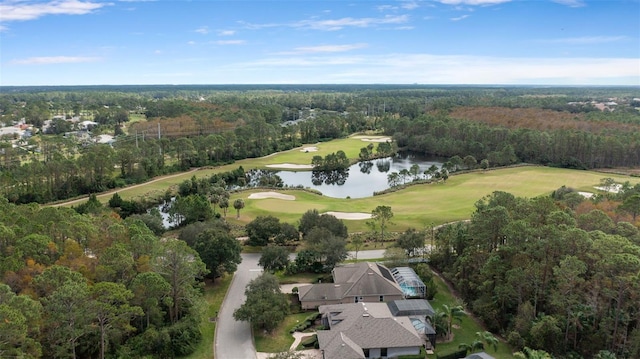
[[265, 163, 314, 169], [300, 146, 318, 152], [352, 136, 392, 143], [248, 192, 296, 200], [323, 211, 372, 220], [594, 184, 622, 193], [579, 192, 594, 198]]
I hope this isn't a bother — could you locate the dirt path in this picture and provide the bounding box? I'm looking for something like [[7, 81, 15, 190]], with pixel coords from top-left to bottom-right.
[[48, 167, 201, 207]]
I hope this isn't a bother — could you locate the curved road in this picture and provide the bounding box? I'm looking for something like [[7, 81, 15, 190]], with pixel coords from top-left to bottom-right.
[[214, 249, 385, 359]]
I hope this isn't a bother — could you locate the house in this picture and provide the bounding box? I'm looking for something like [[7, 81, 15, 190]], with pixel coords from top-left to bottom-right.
[[297, 262, 404, 310], [317, 301, 425, 359]]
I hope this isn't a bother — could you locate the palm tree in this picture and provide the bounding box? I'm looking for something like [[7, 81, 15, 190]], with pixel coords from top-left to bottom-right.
[[435, 304, 465, 340], [219, 197, 229, 217], [387, 172, 400, 187], [209, 194, 220, 215], [475, 331, 499, 352], [458, 341, 483, 355], [233, 198, 245, 219]]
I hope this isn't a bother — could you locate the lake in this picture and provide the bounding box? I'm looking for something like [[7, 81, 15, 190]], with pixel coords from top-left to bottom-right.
[[275, 152, 445, 198]]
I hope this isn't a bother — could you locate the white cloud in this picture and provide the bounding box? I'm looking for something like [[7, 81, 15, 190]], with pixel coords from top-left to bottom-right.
[[213, 40, 246, 45], [552, 0, 585, 7], [218, 30, 236, 36], [281, 43, 368, 55], [293, 15, 409, 31], [401, 1, 420, 10], [451, 14, 470, 21], [187, 40, 196, 45], [0, 0, 108, 22], [241, 14, 411, 31], [437, 0, 510, 5], [11, 56, 100, 65], [376, 5, 398, 11], [237, 20, 279, 30], [540, 36, 626, 44], [226, 53, 640, 85], [195, 26, 209, 34]]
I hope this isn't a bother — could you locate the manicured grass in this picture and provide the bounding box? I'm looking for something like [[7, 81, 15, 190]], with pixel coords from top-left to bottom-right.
[[225, 166, 640, 233], [429, 273, 514, 359], [181, 275, 232, 359], [254, 312, 311, 353]]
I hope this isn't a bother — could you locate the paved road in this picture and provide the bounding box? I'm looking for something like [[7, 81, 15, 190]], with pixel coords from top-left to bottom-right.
[[214, 253, 263, 359], [215, 249, 386, 359]]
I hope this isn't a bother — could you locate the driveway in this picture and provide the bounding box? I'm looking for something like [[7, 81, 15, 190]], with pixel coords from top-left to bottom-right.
[[214, 249, 386, 358], [214, 252, 263, 359]]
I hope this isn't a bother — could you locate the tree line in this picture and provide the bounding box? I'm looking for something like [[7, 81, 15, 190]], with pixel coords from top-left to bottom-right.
[[384, 111, 640, 169]]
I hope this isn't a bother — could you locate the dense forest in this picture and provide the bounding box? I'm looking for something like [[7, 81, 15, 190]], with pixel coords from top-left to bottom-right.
[[1, 85, 639, 358], [0, 197, 238, 358], [1, 86, 639, 204], [431, 185, 640, 358]]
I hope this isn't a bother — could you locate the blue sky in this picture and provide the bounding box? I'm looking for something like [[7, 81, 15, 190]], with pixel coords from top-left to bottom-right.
[[1, 0, 638, 86]]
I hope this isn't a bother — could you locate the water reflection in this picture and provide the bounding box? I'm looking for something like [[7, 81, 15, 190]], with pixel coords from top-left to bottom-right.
[[311, 169, 349, 185], [359, 161, 373, 174], [275, 152, 445, 198], [375, 159, 391, 173]]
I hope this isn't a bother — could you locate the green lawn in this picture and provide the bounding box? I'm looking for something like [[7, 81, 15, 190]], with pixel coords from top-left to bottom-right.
[[181, 275, 232, 359], [254, 312, 312, 353]]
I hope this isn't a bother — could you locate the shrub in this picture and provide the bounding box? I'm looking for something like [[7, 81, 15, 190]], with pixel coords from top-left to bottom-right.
[[435, 348, 468, 359], [299, 335, 318, 349]]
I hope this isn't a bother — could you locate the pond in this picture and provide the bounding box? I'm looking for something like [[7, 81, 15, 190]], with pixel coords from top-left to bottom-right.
[[274, 152, 445, 198], [154, 152, 445, 228]]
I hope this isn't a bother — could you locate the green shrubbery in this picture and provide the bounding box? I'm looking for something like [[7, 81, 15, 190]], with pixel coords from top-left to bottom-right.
[[289, 312, 322, 333]]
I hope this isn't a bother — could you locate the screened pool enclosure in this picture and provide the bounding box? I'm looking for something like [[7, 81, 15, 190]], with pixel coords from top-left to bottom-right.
[[391, 267, 426, 299]]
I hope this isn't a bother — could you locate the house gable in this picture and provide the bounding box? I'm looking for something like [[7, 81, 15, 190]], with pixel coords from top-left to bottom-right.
[[298, 262, 404, 309]]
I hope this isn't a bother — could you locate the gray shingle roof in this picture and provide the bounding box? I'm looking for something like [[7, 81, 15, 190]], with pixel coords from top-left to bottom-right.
[[297, 283, 347, 301], [299, 262, 403, 303], [317, 331, 364, 359], [317, 302, 424, 357]]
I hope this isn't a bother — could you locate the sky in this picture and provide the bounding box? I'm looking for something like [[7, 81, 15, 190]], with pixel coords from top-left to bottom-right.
[[0, 0, 639, 86]]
